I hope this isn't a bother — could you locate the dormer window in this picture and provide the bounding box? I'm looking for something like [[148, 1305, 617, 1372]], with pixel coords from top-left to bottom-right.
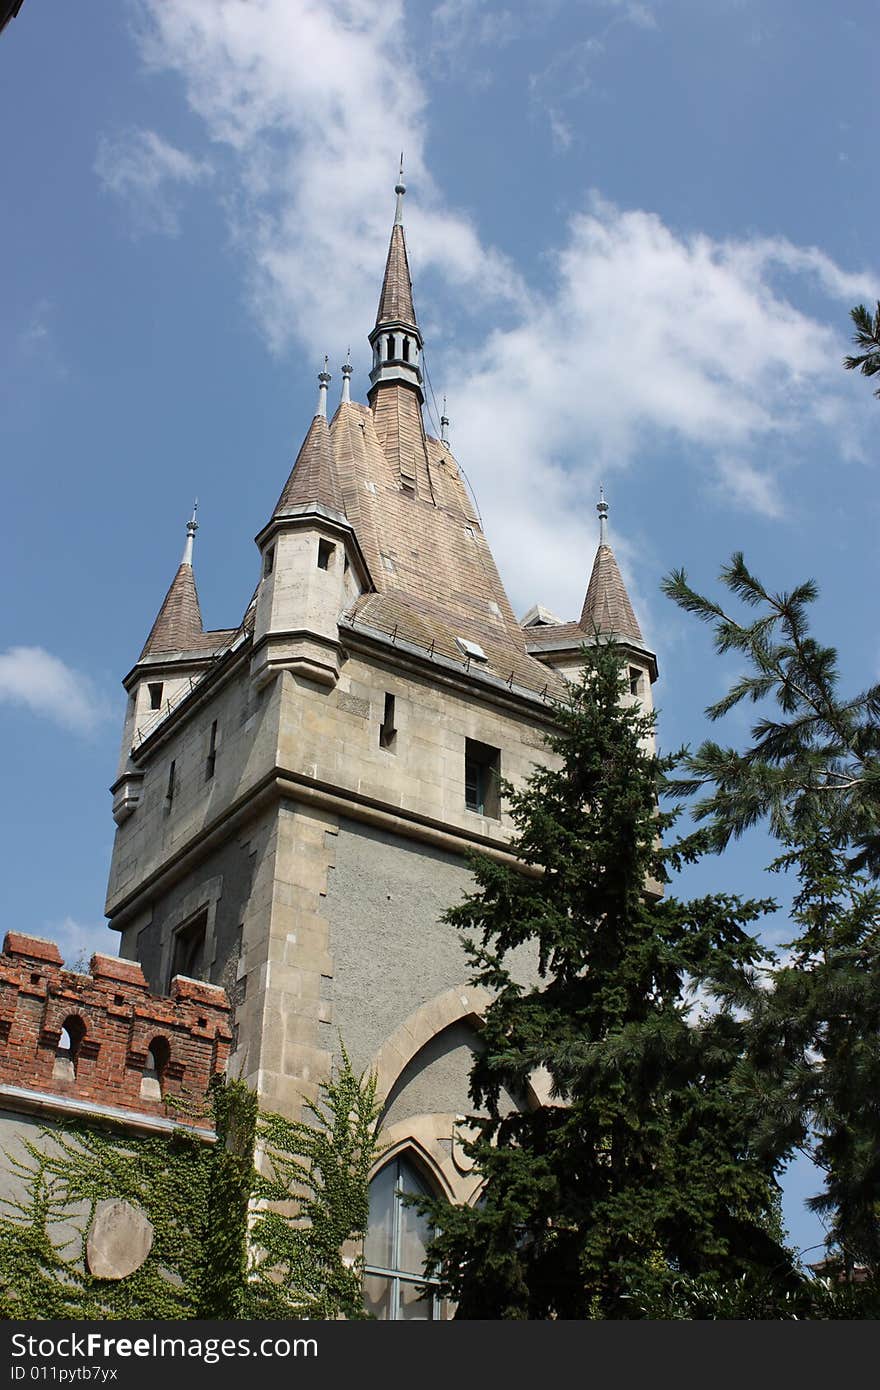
[[455, 637, 487, 663]]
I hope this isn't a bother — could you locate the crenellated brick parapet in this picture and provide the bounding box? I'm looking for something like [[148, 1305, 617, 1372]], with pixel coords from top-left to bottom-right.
[[0, 932, 231, 1132]]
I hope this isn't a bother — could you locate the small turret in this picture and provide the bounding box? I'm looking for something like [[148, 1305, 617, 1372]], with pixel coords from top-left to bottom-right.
[[251, 368, 372, 690]]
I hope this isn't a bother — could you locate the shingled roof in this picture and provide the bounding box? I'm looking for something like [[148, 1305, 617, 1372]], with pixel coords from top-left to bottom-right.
[[375, 223, 418, 330], [580, 543, 643, 643], [139, 563, 204, 659], [273, 412, 344, 518]]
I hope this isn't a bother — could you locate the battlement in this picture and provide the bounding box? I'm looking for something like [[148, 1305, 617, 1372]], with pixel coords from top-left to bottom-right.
[[0, 933, 231, 1132]]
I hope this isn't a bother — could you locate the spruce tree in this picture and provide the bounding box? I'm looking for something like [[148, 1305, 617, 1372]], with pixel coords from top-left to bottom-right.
[[420, 638, 792, 1319], [663, 555, 880, 1294]]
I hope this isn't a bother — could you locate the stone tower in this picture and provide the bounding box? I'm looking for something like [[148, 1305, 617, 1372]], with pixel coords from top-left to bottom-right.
[[104, 178, 657, 1316]]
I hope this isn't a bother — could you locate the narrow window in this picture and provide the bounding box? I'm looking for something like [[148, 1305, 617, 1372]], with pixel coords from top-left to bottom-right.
[[465, 739, 501, 818], [206, 720, 218, 781], [140, 1037, 170, 1101], [263, 546, 275, 577], [165, 759, 176, 806], [402, 336, 410, 362], [363, 1155, 446, 1320], [171, 911, 208, 984], [629, 667, 642, 697], [317, 538, 334, 570], [379, 693, 397, 749], [148, 682, 164, 711], [53, 1015, 86, 1082], [385, 334, 395, 362]]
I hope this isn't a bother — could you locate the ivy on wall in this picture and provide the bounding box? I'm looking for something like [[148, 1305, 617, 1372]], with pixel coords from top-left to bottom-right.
[[0, 1056, 378, 1321]]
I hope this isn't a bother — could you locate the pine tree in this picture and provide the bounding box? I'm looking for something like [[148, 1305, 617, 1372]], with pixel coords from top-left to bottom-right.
[[420, 638, 793, 1319], [663, 555, 880, 1292]]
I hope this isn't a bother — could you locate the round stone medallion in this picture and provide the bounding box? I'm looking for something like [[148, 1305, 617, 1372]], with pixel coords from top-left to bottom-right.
[[86, 1199, 154, 1280]]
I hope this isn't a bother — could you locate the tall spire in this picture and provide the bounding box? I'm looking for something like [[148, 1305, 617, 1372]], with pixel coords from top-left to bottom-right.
[[579, 491, 643, 643], [139, 511, 205, 658], [368, 167, 423, 403]]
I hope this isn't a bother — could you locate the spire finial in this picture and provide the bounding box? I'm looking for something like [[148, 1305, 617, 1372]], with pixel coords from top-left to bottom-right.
[[597, 485, 609, 546], [316, 356, 331, 418], [440, 395, 449, 446], [394, 152, 406, 226], [341, 348, 353, 404], [182, 499, 199, 566]]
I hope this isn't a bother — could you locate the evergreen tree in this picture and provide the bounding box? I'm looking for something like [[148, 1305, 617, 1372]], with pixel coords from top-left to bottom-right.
[[420, 638, 793, 1319], [663, 556, 880, 1289]]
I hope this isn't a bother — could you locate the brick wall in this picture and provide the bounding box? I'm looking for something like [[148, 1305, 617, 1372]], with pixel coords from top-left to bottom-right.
[[0, 933, 231, 1131]]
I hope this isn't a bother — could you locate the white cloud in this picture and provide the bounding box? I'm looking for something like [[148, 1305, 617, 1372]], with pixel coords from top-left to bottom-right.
[[94, 128, 213, 236], [127, 1, 877, 625], [0, 646, 106, 735], [46, 916, 118, 971], [136, 0, 525, 352]]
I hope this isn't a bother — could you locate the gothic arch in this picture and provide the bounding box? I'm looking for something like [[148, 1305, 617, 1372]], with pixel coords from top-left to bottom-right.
[[369, 985, 493, 1108], [368, 984, 555, 1112]]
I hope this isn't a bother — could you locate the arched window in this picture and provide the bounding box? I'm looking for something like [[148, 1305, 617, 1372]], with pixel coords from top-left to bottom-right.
[[140, 1037, 170, 1101], [385, 334, 395, 362], [363, 1154, 446, 1319], [401, 336, 410, 362], [53, 1015, 86, 1081]]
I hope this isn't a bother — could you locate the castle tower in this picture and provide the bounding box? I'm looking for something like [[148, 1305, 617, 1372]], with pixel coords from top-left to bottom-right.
[[103, 178, 655, 1317]]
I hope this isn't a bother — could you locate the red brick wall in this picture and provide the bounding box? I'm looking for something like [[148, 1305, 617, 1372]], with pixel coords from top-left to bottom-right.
[[0, 933, 231, 1131]]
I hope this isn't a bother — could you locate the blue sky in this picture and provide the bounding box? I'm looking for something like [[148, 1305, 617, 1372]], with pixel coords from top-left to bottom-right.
[[1, 0, 877, 1264]]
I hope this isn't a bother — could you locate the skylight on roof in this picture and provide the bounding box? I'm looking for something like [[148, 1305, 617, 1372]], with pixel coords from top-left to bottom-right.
[[455, 637, 488, 662]]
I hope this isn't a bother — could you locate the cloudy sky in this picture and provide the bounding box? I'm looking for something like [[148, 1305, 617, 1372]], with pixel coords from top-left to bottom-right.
[[2, 0, 877, 1258]]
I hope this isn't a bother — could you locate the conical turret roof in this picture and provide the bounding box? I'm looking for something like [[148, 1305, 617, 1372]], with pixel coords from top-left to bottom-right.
[[580, 543, 643, 643], [139, 563, 204, 659], [273, 412, 344, 517]]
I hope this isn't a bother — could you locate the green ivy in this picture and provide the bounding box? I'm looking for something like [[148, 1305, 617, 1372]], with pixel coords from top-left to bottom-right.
[[0, 1059, 378, 1321]]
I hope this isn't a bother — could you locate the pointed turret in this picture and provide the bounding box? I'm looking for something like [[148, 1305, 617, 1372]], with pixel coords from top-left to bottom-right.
[[139, 507, 204, 658], [579, 489, 643, 643], [273, 364, 344, 519], [368, 160, 424, 403]]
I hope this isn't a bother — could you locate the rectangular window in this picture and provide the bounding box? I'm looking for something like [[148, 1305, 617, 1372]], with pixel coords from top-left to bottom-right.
[[629, 667, 642, 697], [263, 546, 275, 576], [165, 759, 176, 806], [465, 739, 500, 818], [206, 720, 218, 781], [148, 682, 164, 711], [171, 910, 208, 985], [379, 693, 397, 749], [317, 538, 334, 570]]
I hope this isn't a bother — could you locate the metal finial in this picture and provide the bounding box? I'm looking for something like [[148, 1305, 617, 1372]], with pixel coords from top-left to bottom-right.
[[316, 357, 331, 418], [182, 499, 199, 566], [597, 485, 609, 546], [440, 395, 449, 446], [394, 152, 406, 226], [341, 349, 353, 404]]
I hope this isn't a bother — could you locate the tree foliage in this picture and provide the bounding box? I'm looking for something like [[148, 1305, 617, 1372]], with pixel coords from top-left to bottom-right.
[[844, 301, 880, 397], [419, 637, 793, 1319], [664, 555, 880, 1285]]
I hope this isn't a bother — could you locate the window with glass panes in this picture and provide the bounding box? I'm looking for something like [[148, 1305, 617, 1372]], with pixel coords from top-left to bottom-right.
[[363, 1155, 446, 1319]]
